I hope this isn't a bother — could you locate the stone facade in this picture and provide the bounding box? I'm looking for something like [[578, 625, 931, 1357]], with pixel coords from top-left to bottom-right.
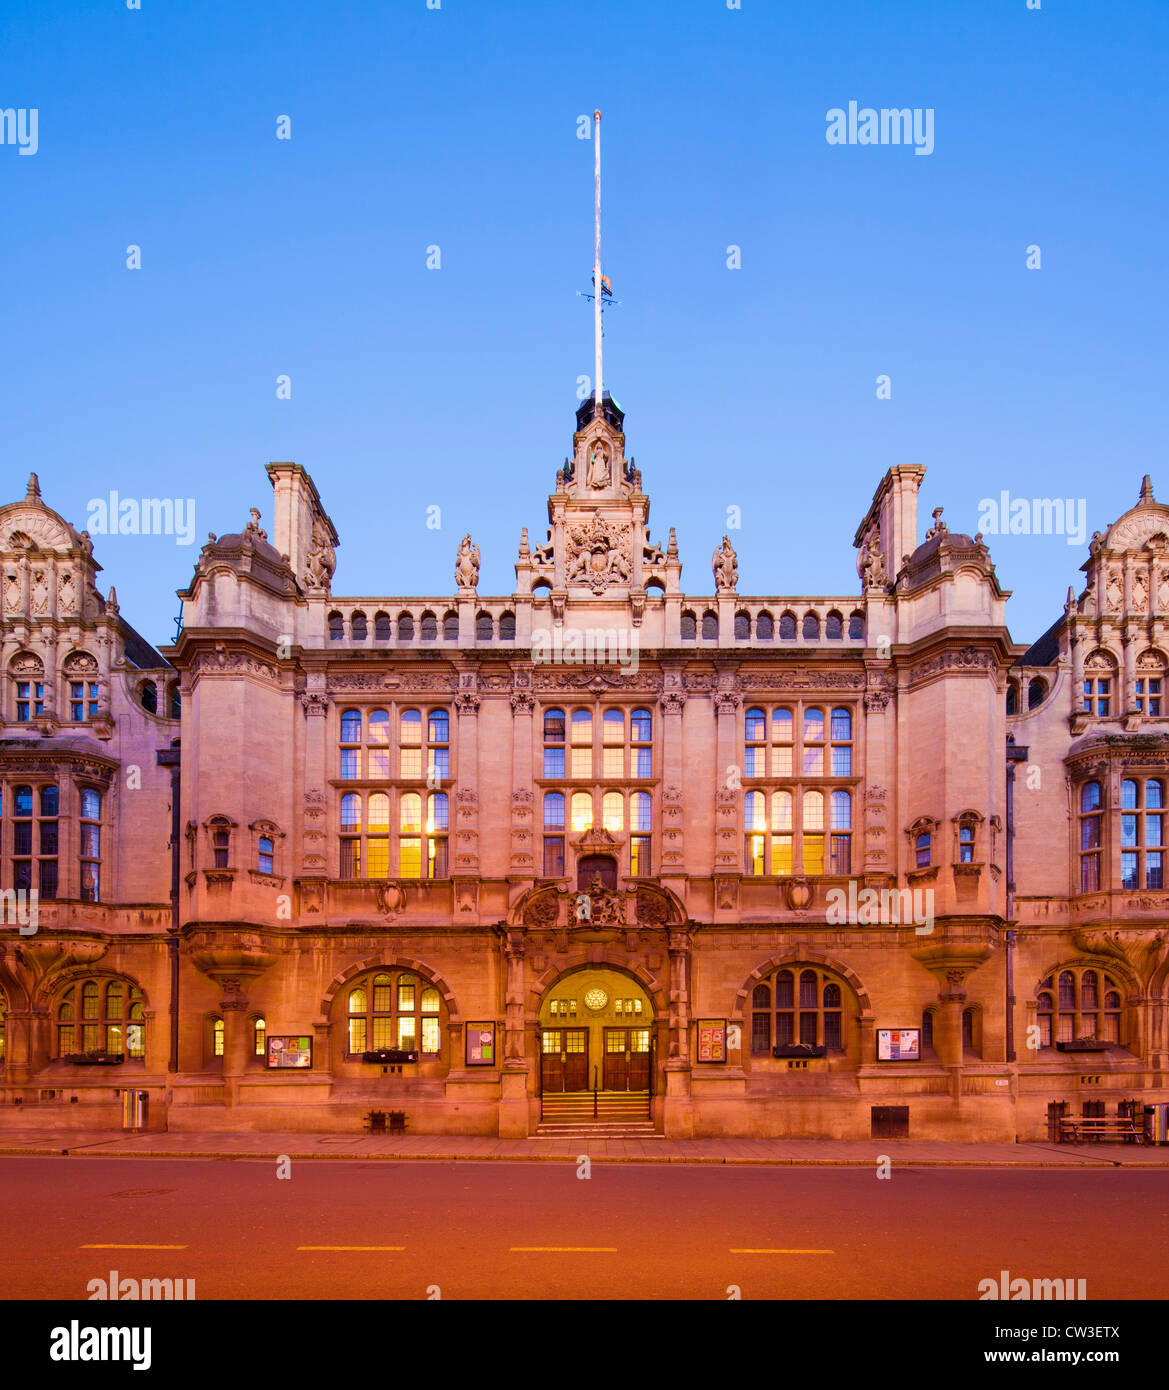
[[1, 412, 1167, 1140]]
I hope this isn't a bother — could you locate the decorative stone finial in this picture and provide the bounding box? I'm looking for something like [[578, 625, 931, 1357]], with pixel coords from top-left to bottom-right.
[[518, 527, 530, 557], [106, 586, 119, 615], [26, 472, 40, 500], [667, 526, 678, 559], [1140, 475, 1155, 504]]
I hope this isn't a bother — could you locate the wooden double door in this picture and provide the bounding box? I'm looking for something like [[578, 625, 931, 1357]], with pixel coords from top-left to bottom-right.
[[541, 1026, 653, 1093]]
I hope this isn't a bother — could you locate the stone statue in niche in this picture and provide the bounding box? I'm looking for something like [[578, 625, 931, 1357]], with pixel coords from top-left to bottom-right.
[[455, 534, 480, 589], [303, 515, 336, 591], [712, 536, 738, 590], [587, 438, 611, 489]]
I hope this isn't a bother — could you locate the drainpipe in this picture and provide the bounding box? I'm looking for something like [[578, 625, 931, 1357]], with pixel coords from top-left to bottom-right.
[[1005, 740, 1029, 1065], [157, 741, 181, 1073]]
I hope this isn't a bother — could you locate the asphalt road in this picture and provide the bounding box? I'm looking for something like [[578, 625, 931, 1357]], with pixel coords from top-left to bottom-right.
[[0, 1156, 1165, 1301]]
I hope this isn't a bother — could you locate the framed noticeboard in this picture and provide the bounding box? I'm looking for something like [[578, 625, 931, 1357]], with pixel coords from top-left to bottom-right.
[[465, 1023, 496, 1066], [696, 1019, 727, 1063], [267, 1035, 313, 1069], [877, 1028, 920, 1061]]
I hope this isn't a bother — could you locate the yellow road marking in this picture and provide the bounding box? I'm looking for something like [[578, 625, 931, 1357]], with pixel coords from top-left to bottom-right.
[[730, 1248, 835, 1254], [511, 1251, 619, 1262], [80, 1243, 188, 1250], [297, 1245, 406, 1251]]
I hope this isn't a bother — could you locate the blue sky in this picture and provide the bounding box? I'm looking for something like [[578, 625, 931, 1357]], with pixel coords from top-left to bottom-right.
[[2, 0, 1166, 649]]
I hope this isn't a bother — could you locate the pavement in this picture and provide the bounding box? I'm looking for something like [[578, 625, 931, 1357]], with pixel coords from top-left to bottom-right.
[[0, 1127, 1167, 1165]]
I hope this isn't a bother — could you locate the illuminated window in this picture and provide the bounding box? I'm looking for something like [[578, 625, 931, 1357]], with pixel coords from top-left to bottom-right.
[[544, 791, 565, 877], [399, 709, 423, 778], [570, 710, 593, 778], [346, 971, 443, 1056], [57, 980, 145, 1058], [571, 791, 593, 832], [254, 1016, 267, 1057], [212, 1017, 225, 1057], [543, 707, 566, 777]]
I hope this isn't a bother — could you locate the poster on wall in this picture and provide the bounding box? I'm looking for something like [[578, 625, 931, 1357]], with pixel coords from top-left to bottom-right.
[[877, 1028, 920, 1061], [696, 1019, 727, 1063], [465, 1023, 496, 1066], [267, 1035, 313, 1069]]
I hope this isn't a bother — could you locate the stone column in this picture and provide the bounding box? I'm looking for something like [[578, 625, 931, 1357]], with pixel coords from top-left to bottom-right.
[[219, 981, 251, 1107], [498, 929, 530, 1137], [509, 691, 535, 876], [658, 682, 686, 879]]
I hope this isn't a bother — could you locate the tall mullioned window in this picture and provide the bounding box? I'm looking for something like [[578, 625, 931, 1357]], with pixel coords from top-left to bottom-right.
[[79, 788, 101, 902], [742, 705, 854, 875], [1079, 780, 1103, 891], [70, 680, 99, 722], [12, 784, 57, 898], [541, 705, 655, 879], [1120, 778, 1163, 890]]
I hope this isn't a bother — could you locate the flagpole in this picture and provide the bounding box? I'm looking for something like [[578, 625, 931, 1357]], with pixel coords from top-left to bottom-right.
[[594, 108, 602, 418]]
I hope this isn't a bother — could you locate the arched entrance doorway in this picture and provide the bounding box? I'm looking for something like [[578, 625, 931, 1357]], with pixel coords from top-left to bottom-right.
[[537, 968, 654, 1124]]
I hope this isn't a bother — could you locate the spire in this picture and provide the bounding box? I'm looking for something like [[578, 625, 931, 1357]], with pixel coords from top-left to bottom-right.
[[1140, 475, 1155, 504], [593, 108, 602, 416], [25, 472, 40, 500]]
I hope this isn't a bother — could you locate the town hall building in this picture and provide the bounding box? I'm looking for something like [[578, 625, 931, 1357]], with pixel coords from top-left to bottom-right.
[[1, 399, 1167, 1141]]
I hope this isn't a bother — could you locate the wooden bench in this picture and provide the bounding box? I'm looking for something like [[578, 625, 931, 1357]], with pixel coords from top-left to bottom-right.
[[1059, 1116, 1144, 1144]]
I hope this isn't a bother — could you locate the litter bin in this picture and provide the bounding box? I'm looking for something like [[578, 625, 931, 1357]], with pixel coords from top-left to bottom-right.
[[121, 1089, 148, 1130], [1143, 1103, 1169, 1145]]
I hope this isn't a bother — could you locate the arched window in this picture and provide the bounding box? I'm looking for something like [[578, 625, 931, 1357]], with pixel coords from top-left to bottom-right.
[[570, 710, 593, 778], [631, 708, 653, 777], [1006, 680, 1018, 716], [750, 965, 848, 1054], [374, 611, 392, 641], [140, 681, 157, 714], [1080, 780, 1102, 891], [1082, 658, 1114, 716], [602, 790, 624, 832], [13, 657, 45, 722], [915, 831, 931, 868], [58, 979, 145, 1059], [779, 612, 797, 641], [830, 707, 852, 774], [544, 791, 565, 877], [734, 611, 751, 640], [346, 971, 443, 1056], [602, 709, 625, 778], [1036, 968, 1124, 1046], [744, 708, 766, 776], [921, 1008, 935, 1052], [1120, 778, 1163, 890], [756, 611, 774, 640], [1135, 656, 1164, 714], [802, 708, 825, 775], [571, 791, 593, 832], [499, 612, 516, 641], [848, 610, 864, 641], [475, 612, 493, 641], [443, 611, 459, 641], [212, 1017, 225, 1059], [680, 611, 696, 641], [543, 707, 566, 777], [397, 612, 414, 641], [420, 611, 437, 641], [67, 664, 99, 722], [351, 611, 368, 641], [1027, 677, 1046, 709], [744, 790, 766, 875], [426, 792, 449, 878], [702, 611, 718, 640], [399, 793, 423, 877], [328, 612, 344, 641], [962, 1008, 978, 1055], [168, 684, 181, 720], [825, 611, 843, 640], [80, 788, 102, 902], [802, 613, 820, 640], [254, 1016, 267, 1058], [399, 709, 423, 777]]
